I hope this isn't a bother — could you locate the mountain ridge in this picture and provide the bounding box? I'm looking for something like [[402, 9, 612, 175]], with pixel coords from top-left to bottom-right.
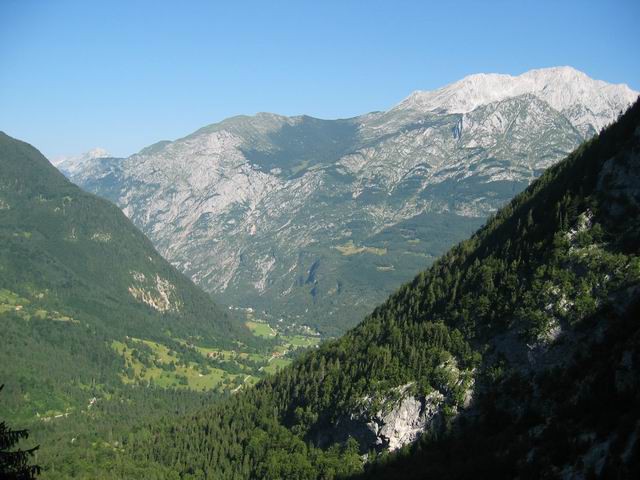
[[395, 66, 637, 137], [62, 67, 638, 336]]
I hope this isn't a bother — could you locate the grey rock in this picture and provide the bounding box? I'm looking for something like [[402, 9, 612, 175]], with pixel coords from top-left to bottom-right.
[[370, 390, 445, 451], [63, 67, 638, 335], [314, 382, 467, 453]]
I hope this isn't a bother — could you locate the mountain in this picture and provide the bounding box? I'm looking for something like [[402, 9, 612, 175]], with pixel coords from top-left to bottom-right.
[[51, 147, 111, 176], [65, 99, 640, 479], [395, 66, 635, 137], [65, 67, 638, 336], [0, 131, 267, 424]]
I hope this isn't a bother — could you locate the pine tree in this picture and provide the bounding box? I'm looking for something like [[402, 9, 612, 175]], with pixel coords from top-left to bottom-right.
[[0, 385, 40, 479]]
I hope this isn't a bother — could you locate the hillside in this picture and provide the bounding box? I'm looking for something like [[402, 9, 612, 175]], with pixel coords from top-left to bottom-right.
[[0, 131, 280, 426], [0, 132, 250, 337], [64, 99, 640, 479], [65, 67, 637, 336]]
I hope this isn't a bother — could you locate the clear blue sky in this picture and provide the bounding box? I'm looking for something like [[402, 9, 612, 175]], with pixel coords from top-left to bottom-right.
[[1, 0, 638, 159]]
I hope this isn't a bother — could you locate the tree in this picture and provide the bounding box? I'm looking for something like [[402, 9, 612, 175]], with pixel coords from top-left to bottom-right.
[[0, 385, 40, 479]]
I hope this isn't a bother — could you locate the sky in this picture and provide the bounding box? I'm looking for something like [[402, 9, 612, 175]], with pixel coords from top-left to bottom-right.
[[1, 0, 639, 159]]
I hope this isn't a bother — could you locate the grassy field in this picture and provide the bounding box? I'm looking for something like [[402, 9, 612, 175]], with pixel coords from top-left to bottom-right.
[[4, 289, 320, 394], [0, 288, 28, 314], [245, 320, 277, 338], [262, 357, 291, 375], [282, 334, 321, 349], [334, 240, 387, 256], [184, 342, 267, 371], [111, 338, 250, 392], [108, 312, 322, 394], [0, 288, 77, 323]]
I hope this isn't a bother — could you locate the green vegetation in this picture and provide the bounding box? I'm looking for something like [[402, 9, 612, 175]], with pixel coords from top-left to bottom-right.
[[3, 100, 640, 479], [72, 86, 595, 340], [334, 240, 387, 256], [111, 339, 229, 390], [262, 357, 291, 375], [0, 130, 267, 418], [0, 131, 274, 475], [283, 334, 320, 349], [238, 211, 483, 338], [0, 385, 40, 479], [0, 289, 28, 314], [245, 320, 277, 338], [57, 100, 639, 479]]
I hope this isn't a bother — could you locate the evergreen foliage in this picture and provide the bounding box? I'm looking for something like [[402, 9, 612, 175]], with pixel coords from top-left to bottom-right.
[[0, 385, 40, 479]]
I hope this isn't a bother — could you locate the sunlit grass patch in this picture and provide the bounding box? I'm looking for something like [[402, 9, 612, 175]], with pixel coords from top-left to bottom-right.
[[263, 357, 291, 375], [245, 320, 276, 338], [334, 240, 387, 256]]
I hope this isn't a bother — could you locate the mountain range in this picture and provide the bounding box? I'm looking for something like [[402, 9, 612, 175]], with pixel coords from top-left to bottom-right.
[[63, 67, 638, 336]]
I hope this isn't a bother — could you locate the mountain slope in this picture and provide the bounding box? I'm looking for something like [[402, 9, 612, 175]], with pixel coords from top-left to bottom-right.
[[0, 131, 264, 422], [0, 131, 248, 342], [75, 100, 640, 479], [66, 67, 637, 336]]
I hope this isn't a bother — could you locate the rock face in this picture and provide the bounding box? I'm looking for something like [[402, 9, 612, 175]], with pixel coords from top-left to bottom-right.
[[395, 66, 635, 138], [128, 271, 182, 313], [314, 376, 471, 453], [64, 67, 638, 335], [367, 390, 445, 451]]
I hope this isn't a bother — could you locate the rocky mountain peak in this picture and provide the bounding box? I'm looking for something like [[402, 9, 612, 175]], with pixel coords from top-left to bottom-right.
[[394, 66, 638, 136], [53, 147, 111, 176]]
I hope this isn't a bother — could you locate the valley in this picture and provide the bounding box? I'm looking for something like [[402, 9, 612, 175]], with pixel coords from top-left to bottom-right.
[[108, 311, 321, 393], [65, 67, 637, 337], [86, 95, 640, 480]]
